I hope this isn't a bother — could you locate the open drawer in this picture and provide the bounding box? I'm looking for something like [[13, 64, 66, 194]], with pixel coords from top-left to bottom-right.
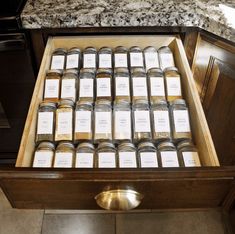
[[0, 35, 234, 210]]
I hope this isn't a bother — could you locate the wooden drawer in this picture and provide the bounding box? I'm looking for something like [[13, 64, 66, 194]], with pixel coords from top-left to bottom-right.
[[0, 35, 235, 210]]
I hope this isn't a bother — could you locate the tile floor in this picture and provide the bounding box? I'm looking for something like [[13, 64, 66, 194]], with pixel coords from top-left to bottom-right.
[[0, 188, 228, 234]]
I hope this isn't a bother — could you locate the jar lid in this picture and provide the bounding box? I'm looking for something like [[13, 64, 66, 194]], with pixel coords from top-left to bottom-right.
[[39, 101, 57, 109], [147, 68, 163, 76], [77, 142, 95, 150], [58, 99, 74, 108], [163, 66, 179, 74], [63, 69, 78, 76], [47, 69, 63, 75], [138, 141, 156, 150], [114, 46, 128, 52], [114, 67, 129, 75], [144, 46, 157, 53], [113, 99, 130, 107], [97, 142, 116, 150], [68, 47, 81, 53], [57, 141, 75, 150], [177, 139, 195, 150], [131, 67, 146, 75], [76, 100, 93, 108], [53, 48, 67, 54], [118, 142, 136, 151], [37, 141, 55, 150], [79, 68, 96, 76], [95, 99, 112, 107], [169, 99, 186, 106], [151, 100, 168, 107], [133, 99, 149, 107], [96, 68, 112, 75], [157, 141, 175, 150], [158, 46, 172, 53], [129, 46, 142, 52], [99, 47, 112, 53], [84, 47, 97, 53]]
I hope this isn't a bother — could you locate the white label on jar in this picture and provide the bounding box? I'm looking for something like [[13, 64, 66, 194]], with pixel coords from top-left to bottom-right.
[[144, 52, 159, 71], [83, 54, 96, 68], [37, 112, 54, 134], [153, 110, 170, 133], [182, 152, 201, 167], [95, 112, 111, 134], [166, 77, 182, 96], [130, 52, 144, 67], [150, 77, 165, 96], [134, 110, 151, 132], [115, 77, 130, 96], [132, 77, 148, 97], [97, 78, 111, 97], [114, 53, 128, 67], [57, 111, 73, 135], [66, 54, 79, 69], [99, 54, 112, 68], [75, 153, 94, 168], [160, 53, 174, 70], [79, 79, 93, 98], [173, 110, 190, 133], [119, 152, 137, 168], [140, 152, 158, 168], [161, 151, 179, 167], [98, 152, 116, 168], [61, 79, 76, 100], [114, 111, 131, 139], [51, 55, 65, 70], [44, 79, 59, 98], [75, 110, 91, 133], [33, 151, 53, 168], [54, 152, 73, 168]]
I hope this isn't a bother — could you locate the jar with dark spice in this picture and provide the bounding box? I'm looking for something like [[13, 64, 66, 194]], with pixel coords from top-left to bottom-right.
[[83, 47, 97, 69], [144, 46, 159, 71], [129, 46, 144, 69], [114, 46, 128, 68], [66, 47, 81, 70], [98, 47, 112, 69], [50, 48, 66, 70], [158, 46, 175, 71]]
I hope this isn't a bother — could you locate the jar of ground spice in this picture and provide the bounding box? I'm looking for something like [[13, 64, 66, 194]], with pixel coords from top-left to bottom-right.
[[50, 48, 66, 70], [66, 47, 81, 70], [158, 46, 175, 71], [83, 47, 97, 69], [114, 46, 128, 68], [129, 46, 144, 69], [143, 46, 159, 71], [98, 47, 112, 69]]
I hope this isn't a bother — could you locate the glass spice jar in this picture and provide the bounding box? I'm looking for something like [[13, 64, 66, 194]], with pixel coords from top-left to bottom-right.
[[158, 141, 179, 167], [75, 142, 95, 168], [117, 142, 137, 168], [43, 69, 62, 102], [74, 101, 93, 143], [133, 99, 152, 143], [151, 100, 171, 142], [170, 99, 192, 142], [114, 46, 128, 68], [144, 46, 159, 71], [83, 47, 97, 69], [114, 67, 131, 103], [60, 69, 78, 102], [53, 141, 75, 168], [96, 142, 117, 168], [35, 101, 56, 143], [55, 99, 74, 142], [129, 46, 144, 69], [98, 47, 112, 69], [113, 100, 132, 143], [164, 67, 182, 101], [137, 141, 158, 168], [94, 100, 112, 143], [78, 68, 95, 103], [131, 68, 148, 102], [158, 46, 175, 71], [66, 47, 81, 70], [50, 48, 66, 70], [177, 140, 201, 167], [147, 68, 166, 104], [33, 141, 55, 168]]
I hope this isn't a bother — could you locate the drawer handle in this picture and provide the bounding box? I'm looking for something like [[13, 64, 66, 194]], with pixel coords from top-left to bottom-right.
[[95, 189, 144, 211]]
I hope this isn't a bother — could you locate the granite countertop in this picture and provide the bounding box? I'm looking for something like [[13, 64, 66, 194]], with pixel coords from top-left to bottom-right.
[[21, 0, 235, 43]]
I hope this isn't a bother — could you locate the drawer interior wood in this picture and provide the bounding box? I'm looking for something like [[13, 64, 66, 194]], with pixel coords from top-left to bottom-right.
[[16, 35, 219, 167]]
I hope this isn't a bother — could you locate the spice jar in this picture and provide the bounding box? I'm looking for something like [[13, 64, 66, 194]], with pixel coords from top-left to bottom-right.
[[164, 67, 182, 101], [33, 141, 55, 167], [43, 69, 62, 102], [177, 140, 201, 167], [75, 142, 95, 168], [129, 46, 144, 69], [114, 68, 131, 103], [60, 69, 78, 102], [147, 68, 166, 104], [133, 99, 152, 143], [35, 101, 56, 143], [96, 142, 117, 168], [96, 68, 112, 101], [114, 46, 128, 68], [78, 68, 95, 103], [158, 46, 175, 71], [83, 47, 97, 69], [151, 100, 171, 142], [144, 46, 159, 71], [113, 100, 132, 143], [137, 141, 158, 168], [55, 100, 74, 142], [53, 141, 75, 168], [74, 101, 93, 143], [158, 141, 179, 167], [131, 68, 148, 102], [98, 47, 112, 68], [170, 99, 192, 142], [66, 47, 81, 70], [50, 48, 66, 70], [94, 100, 112, 143], [117, 142, 137, 168]]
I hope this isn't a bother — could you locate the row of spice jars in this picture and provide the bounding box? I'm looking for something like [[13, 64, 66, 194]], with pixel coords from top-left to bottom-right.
[[36, 98, 192, 144], [43, 66, 182, 104], [50, 46, 175, 72], [33, 139, 201, 168]]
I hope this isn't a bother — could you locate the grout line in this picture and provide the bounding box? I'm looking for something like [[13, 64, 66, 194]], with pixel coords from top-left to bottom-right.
[[40, 210, 46, 234]]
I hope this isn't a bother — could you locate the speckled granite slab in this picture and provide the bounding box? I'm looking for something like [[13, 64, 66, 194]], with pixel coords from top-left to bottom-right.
[[21, 0, 235, 43]]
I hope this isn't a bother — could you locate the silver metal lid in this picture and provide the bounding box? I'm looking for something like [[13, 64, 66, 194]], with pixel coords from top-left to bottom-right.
[[63, 69, 78, 76], [79, 68, 96, 76], [133, 99, 149, 107], [147, 68, 163, 76], [96, 68, 112, 75], [138, 141, 156, 150], [95, 99, 112, 107], [131, 67, 146, 75], [177, 139, 195, 150], [57, 141, 75, 150], [114, 46, 128, 53], [151, 99, 168, 107], [47, 69, 63, 75], [39, 101, 57, 109], [58, 99, 75, 108], [68, 47, 81, 53], [158, 46, 172, 54], [118, 142, 136, 151], [163, 66, 179, 74], [169, 99, 186, 106], [37, 141, 55, 150], [84, 47, 97, 53], [157, 141, 175, 150], [77, 142, 95, 150], [97, 142, 116, 150], [144, 46, 157, 53], [52, 48, 67, 54], [113, 99, 130, 107], [114, 67, 129, 75], [99, 47, 112, 53], [76, 100, 93, 108], [129, 46, 142, 52]]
